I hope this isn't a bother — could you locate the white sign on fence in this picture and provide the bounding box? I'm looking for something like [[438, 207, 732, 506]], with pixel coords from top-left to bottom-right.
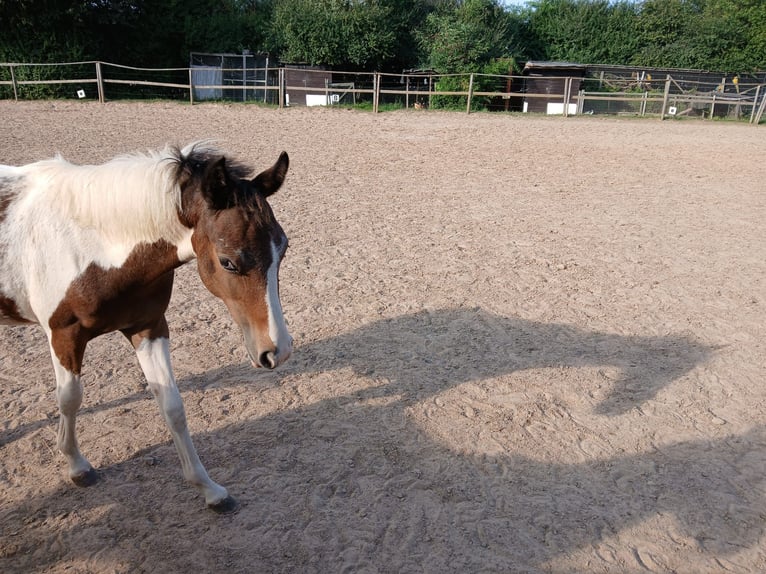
[[306, 94, 327, 106], [546, 102, 578, 115], [306, 94, 340, 106]]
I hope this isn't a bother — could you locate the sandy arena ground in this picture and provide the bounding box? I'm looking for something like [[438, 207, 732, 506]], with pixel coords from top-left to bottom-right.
[[0, 100, 764, 573]]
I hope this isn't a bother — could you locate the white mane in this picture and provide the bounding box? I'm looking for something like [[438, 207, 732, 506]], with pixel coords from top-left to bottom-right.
[[25, 146, 192, 246]]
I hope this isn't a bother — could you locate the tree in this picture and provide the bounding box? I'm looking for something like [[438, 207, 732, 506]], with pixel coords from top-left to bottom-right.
[[417, 0, 518, 73], [632, 0, 707, 68], [115, 0, 275, 67], [0, 0, 95, 62], [694, 0, 766, 72], [519, 0, 766, 72], [270, 0, 397, 69], [523, 0, 639, 64]]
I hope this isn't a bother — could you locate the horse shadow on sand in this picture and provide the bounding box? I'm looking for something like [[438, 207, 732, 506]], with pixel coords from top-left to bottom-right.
[[3, 307, 765, 572], [279, 306, 713, 417]]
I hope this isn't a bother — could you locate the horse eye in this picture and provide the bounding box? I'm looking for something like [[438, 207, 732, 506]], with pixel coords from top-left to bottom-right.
[[218, 257, 238, 273]]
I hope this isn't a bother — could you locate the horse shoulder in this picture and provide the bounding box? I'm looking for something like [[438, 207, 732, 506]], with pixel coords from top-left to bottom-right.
[[48, 240, 180, 337]]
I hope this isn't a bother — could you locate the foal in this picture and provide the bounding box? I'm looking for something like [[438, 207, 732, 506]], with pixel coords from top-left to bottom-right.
[[0, 143, 292, 511]]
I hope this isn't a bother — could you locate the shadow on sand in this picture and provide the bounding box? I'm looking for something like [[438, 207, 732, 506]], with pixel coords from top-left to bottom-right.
[[4, 307, 764, 572]]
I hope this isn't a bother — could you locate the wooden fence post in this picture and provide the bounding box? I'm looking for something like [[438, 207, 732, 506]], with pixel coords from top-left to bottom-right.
[[428, 74, 433, 109], [373, 72, 380, 113], [750, 85, 762, 124], [466, 73, 474, 114], [753, 87, 766, 125], [263, 65, 269, 103], [712, 76, 725, 119], [279, 67, 285, 109], [405, 76, 409, 109], [95, 61, 104, 103], [188, 68, 194, 104], [10, 64, 18, 100], [660, 75, 672, 120]]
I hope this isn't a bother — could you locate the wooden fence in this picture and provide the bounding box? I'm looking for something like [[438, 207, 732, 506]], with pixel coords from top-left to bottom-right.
[[2, 60, 764, 125]]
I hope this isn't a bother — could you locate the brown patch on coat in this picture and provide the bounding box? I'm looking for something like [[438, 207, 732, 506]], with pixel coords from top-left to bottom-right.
[[48, 240, 182, 373], [0, 294, 33, 323]]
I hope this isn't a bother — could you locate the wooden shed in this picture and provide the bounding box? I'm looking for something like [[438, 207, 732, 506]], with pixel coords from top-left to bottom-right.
[[521, 61, 586, 114], [283, 64, 333, 107]]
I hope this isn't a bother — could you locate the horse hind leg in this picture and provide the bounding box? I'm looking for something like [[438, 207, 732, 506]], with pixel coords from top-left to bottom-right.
[[49, 351, 98, 486]]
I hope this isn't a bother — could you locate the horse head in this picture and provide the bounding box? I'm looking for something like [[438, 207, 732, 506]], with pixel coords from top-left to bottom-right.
[[177, 146, 292, 369]]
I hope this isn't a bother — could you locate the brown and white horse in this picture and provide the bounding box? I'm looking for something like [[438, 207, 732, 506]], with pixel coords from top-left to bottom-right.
[[0, 143, 293, 512]]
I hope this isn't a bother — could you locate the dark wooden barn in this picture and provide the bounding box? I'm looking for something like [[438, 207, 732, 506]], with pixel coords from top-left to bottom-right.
[[283, 64, 333, 107], [521, 61, 586, 114]]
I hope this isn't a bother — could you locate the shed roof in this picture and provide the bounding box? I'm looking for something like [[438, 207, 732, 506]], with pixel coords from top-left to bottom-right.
[[402, 68, 438, 75], [523, 61, 587, 74]]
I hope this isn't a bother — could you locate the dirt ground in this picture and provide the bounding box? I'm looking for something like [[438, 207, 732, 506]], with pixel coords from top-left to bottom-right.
[[0, 100, 764, 573]]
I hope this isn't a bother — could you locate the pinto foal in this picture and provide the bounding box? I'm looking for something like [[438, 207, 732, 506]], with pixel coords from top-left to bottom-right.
[[0, 143, 292, 511]]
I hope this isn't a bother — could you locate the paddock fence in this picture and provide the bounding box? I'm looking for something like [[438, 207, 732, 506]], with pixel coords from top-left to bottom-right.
[[1, 60, 764, 125]]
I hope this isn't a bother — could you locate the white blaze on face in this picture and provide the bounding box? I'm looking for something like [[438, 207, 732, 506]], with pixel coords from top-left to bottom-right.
[[265, 238, 291, 365]]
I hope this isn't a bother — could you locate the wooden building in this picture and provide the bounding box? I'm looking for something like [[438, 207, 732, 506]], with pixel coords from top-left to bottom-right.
[[521, 61, 586, 114], [283, 64, 333, 107]]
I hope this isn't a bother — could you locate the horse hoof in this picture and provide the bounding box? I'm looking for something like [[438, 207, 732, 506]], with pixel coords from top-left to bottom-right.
[[71, 468, 99, 487], [207, 495, 239, 514]]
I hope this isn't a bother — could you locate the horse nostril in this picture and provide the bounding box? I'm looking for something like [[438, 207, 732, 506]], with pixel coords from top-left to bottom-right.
[[259, 350, 277, 369]]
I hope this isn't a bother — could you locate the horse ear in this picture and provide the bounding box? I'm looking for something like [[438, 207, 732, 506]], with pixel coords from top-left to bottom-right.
[[252, 152, 289, 197], [201, 156, 232, 210]]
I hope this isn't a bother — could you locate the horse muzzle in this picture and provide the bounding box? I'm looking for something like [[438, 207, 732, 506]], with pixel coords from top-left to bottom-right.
[[255, 342, 292, 369], [246, 332, 292, 370]]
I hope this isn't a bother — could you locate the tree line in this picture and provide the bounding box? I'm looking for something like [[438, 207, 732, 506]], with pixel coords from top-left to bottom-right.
[[1, 0, 764, 75]]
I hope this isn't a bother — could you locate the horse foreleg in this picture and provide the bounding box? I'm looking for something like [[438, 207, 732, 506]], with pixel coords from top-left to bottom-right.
[[49, 349, 98, 486], [129, 325, 237, 512]]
